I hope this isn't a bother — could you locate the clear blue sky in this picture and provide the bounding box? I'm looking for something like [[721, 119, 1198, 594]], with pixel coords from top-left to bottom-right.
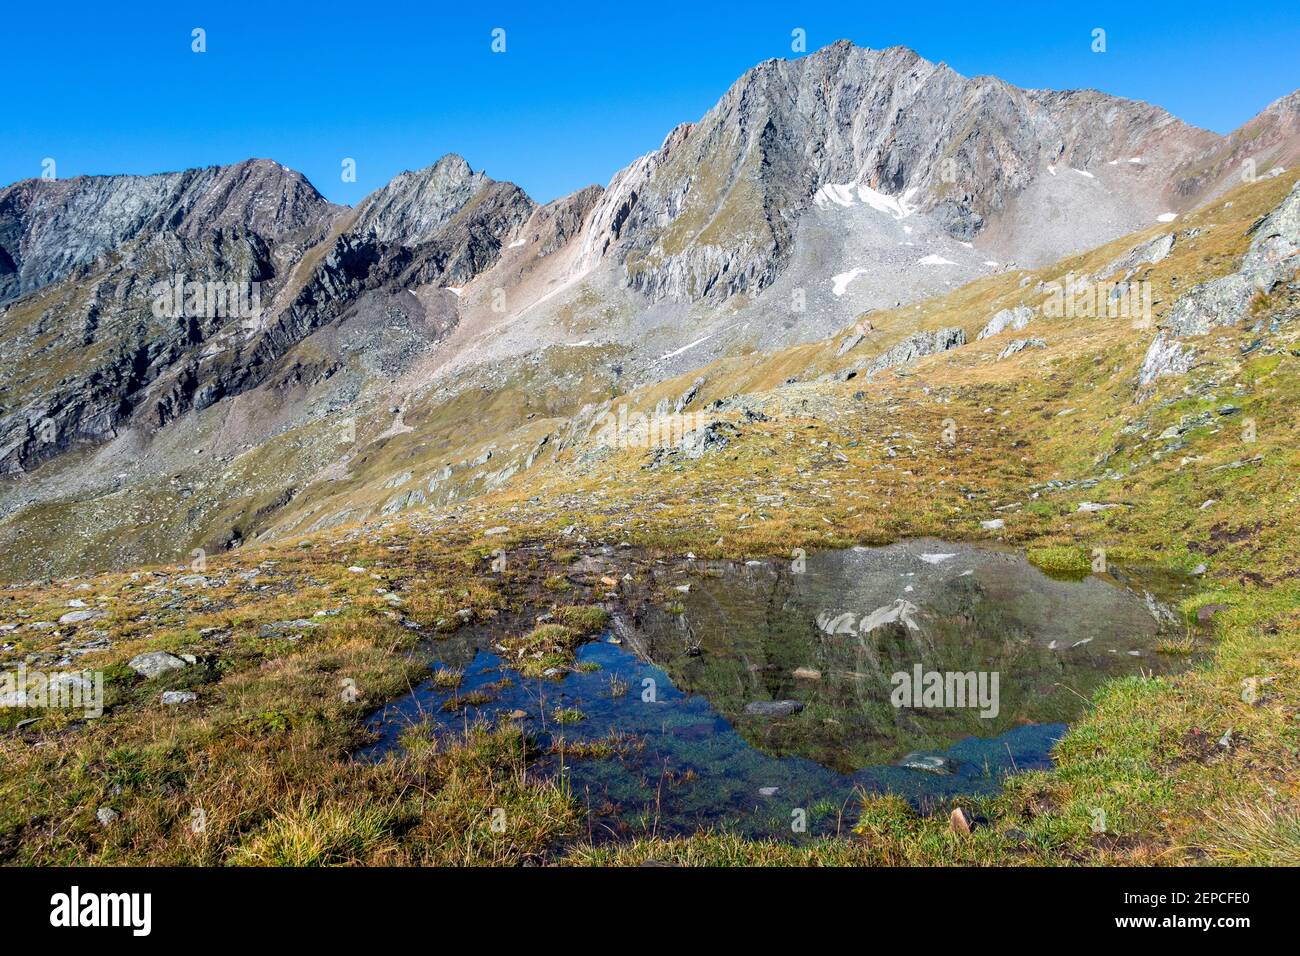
[[5, 1, 1298, 206]]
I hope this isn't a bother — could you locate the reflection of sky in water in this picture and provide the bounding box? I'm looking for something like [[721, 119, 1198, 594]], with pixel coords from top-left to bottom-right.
[[359, 639, 1064, 840]]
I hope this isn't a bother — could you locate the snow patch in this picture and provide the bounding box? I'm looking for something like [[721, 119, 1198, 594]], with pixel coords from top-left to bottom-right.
[[813, 182, 916, 219], [1156, 212, 1177, 223], [832, 268, 871, 297], [917, 254, 956, 266]]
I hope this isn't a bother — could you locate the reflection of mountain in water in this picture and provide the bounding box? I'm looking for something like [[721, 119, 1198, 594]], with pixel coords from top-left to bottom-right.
[[634, 540, 1187, 772]]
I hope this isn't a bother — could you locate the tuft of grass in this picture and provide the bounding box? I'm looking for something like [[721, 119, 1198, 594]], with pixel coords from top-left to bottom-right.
[[430, 667, 463, 689], [1201, 801, 1300, 866], [1026, 546, 1092, 578], [552, 707, 586, 725], [1155, 632, 1197, 656], [229, 799, 398, 866], [553, 605, 610, 633]]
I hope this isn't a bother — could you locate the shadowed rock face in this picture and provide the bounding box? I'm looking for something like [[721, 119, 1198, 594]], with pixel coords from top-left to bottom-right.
[[0, 153, 534, 475]]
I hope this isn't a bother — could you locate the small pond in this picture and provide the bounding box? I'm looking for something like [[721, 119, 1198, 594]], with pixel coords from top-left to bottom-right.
[[358, 540, 1195, 840]]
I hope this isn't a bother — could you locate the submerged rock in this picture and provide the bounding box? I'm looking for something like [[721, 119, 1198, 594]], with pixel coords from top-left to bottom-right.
[[899, 752, 957, 775]]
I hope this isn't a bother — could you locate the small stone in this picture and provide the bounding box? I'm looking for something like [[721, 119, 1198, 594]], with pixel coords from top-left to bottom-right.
[[161, 690, 197, 705], [96, 807, 119, 827], [58, 609, 103, 625], [980, 518, 1005, 530], [1197, 603, 1228, 623], [507, 709, 528, 720], [758, 787, 780, 797], [484, 526, 510, 536], [743, 700, 804, 718], [792, 667, 822, 680], [950, 808, 974, 835]]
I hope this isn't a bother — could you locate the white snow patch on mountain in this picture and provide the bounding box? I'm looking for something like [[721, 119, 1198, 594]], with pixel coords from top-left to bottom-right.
[[832, 268, 871, 296], [813, 182, 916, 219]]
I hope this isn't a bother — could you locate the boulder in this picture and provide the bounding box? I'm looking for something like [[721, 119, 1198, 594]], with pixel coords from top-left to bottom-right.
[[997, 337, 1046, 360], [128, 651, 187, 679], [977, 305, 1034, 340]]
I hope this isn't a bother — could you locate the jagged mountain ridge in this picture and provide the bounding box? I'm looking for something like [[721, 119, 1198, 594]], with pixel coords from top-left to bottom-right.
[[0, 154, 534, 474]]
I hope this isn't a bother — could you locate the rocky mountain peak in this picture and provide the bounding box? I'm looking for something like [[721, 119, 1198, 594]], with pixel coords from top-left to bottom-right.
[[351, 153, 526, 246], [573, 40, 1227, 304]]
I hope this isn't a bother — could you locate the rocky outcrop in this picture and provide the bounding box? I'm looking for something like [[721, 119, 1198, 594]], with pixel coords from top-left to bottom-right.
[[997, 337, 1046, 360], [1164, 180, 1299, 338], [867, 327, 966, 376], [1138, 332, 1196, 386], [1138, 181, 1299, 388], [977, 305, 1034, 340], [1096, 233, 1175, 280]]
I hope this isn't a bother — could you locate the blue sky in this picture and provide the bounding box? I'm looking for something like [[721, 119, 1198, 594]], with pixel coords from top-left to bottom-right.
[[5, 1, 1298, 206]]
